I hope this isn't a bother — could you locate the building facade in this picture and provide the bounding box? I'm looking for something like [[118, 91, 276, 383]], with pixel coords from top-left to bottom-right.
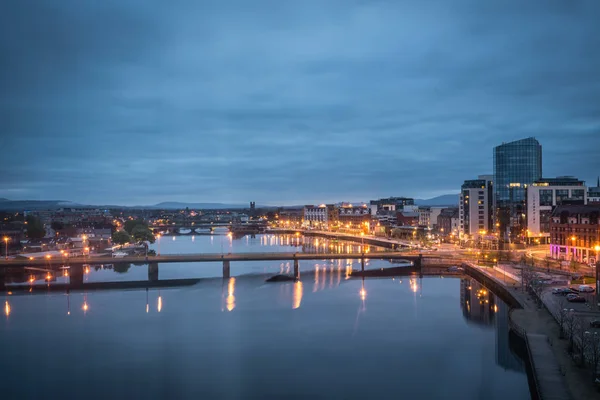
[[303, 205, 337, 229], [549, 204, 600, 264], [369, 197, 414, 216], [589, 178, 600, 203], [338, 205, 370, 229], [493, 137, 542, 242], [526, 177, 587, 243], [459, 176, 493, 240], [437, 208, 459, 237], [279, 208, 304, 228]]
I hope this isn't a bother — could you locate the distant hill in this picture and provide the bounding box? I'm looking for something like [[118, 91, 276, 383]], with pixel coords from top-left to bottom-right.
[[0, 199, 265, 211], [415, 194, 459, 206], [149, 202, 258, 210]]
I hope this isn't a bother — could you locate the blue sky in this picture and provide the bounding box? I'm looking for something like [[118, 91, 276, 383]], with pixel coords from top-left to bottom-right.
[[1, 0, 599, 205]]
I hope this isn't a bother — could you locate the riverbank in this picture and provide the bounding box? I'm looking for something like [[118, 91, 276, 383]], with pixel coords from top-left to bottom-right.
[[469, 262, 598, 399]]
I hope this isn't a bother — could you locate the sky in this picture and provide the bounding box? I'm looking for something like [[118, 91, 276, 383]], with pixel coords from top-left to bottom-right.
[[1, 0, 599, 206]]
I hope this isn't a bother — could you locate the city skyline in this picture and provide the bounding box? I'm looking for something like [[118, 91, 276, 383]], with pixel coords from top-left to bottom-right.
[[1, 1, 599, 205]]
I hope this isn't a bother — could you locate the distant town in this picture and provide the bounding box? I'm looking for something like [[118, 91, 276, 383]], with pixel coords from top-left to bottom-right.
[[1, 137, 599, 269]]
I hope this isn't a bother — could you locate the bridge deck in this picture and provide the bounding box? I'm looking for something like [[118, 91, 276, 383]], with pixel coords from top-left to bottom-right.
[[0, 251, 418, 267]]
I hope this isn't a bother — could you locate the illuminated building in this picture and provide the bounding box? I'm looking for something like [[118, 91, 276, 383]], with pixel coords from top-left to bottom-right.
[[493, 137, 542, 242]]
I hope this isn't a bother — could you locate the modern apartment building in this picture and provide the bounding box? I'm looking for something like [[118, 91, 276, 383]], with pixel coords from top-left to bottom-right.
[[526, 177, 587, 243], [459, 176, 493, 240]]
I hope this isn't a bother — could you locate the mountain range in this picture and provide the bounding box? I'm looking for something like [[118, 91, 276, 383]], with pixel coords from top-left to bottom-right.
[[0, 194, 458, 211]]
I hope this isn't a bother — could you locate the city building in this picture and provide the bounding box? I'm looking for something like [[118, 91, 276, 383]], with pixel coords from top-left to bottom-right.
[[437, 207, 459, 237], [369, 197, 414, 216], [459, 176, 493, 240], [589, 177, 600, 203], [303, 204, 337, 229], [417, 206, 444, 229], [396, 210, 419, 227], [279, 208, 304, 228], [493, 137, 542, 242], [337, 204, 370, 229], [549, 204, 600, 264], [526, 177, 587, 244], [418, 206, 431, 227]]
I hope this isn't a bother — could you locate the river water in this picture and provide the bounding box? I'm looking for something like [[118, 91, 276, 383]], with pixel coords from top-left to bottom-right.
[[0, 234, 531, 399]]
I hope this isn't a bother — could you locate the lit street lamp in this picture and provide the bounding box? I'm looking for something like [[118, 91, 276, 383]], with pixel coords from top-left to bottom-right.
[[3, 236, 9, 260]]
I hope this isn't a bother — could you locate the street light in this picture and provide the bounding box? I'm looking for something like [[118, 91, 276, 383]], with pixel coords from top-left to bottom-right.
[[3, 236, 9, 260]]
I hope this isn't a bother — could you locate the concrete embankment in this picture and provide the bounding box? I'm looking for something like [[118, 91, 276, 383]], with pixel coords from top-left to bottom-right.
[[461, 262, 573, 400]]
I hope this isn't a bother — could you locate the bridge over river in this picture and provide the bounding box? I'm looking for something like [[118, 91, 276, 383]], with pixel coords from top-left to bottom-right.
[[0, 252, 464, 281]]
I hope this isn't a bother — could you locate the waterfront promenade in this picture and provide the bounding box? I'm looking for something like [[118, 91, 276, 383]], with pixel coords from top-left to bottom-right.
[[465, 262, 590, 400]]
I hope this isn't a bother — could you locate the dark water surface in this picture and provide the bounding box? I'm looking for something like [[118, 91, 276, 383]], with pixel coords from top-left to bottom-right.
[[0, 235, 531, 399]]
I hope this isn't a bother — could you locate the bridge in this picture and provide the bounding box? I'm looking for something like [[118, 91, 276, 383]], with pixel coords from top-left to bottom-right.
[[0, 251, 424, 279]]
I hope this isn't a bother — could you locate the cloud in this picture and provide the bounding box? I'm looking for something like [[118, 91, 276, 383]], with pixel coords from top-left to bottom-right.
[[1, 0, 599, 205]]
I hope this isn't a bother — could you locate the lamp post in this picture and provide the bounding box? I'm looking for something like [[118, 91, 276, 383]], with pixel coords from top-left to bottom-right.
[[595, 244, 600, 308], [156, 233, 161, 256], [3, 237, 8, 260]]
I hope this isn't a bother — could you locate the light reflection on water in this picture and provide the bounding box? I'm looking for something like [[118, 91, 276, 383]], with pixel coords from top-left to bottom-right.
[[0, 234, 530, 400]]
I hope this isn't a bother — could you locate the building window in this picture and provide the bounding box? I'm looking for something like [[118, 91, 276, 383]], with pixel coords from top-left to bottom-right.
[[539, 189, 553, 206]]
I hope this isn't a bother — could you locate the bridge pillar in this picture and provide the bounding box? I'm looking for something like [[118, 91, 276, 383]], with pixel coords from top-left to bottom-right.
[[148, 262, 159, 282], [293, 258, 299, 279], [70, 265, 84, 287], [223, 260, 231, 279], [414, 254, 423, 270]]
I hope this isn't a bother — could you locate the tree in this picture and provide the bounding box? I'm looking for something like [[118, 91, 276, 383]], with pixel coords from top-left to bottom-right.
[[586, 331, 600, 381], [131, 225, 155, 244], [111, 230, 132, 245], [556, 297, 568, 339], [124, 219, 147, 234], [570, 259, 579, 273], [25, 216, 45, 239], [113, 263, 131, 274], [50, 221, 64, 231]]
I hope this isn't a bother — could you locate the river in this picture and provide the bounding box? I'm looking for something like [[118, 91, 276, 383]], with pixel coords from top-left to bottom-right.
[[0, 233, 531, 399]]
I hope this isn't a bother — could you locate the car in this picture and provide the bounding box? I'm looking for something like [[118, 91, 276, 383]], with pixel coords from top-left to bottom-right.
[[567, 296, 586, 303], [576, 285, 595, 293], [566, 293, 579, 299], [590, 320, 600, 328], [553, 288, 576, 296], [447, 266, 464, 272]]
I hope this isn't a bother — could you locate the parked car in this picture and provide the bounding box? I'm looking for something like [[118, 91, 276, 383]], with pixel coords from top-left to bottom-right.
[[567, 296, 586, 303], [590, 320, 600, 328], [447, 266, 464, 272], [553, 288, 575, 296], [576, 285, 595, 293]]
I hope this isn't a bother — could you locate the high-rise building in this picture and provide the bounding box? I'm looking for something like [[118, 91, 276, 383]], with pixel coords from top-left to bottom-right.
[[526, 176, 587, 244], [589, 177, 600, 203], [459, 175, 493, 240], [493, 137, 542, 242]]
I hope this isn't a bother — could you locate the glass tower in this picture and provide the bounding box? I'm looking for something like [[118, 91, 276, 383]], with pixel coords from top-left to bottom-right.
[[494, 137, 542, 204], [493, 137, 542, 242]]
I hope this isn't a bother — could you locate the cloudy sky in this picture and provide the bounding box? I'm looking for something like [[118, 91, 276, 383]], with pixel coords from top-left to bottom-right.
[[1, 0, 599, 206]]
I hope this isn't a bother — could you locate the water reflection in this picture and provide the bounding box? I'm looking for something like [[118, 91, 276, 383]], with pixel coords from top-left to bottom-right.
[[460, 278, 525, 373], [157, 293, 163, 313], [4, 300, 10, 317], [292, 281, 303, 309], [225, 278, 235, 312]]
